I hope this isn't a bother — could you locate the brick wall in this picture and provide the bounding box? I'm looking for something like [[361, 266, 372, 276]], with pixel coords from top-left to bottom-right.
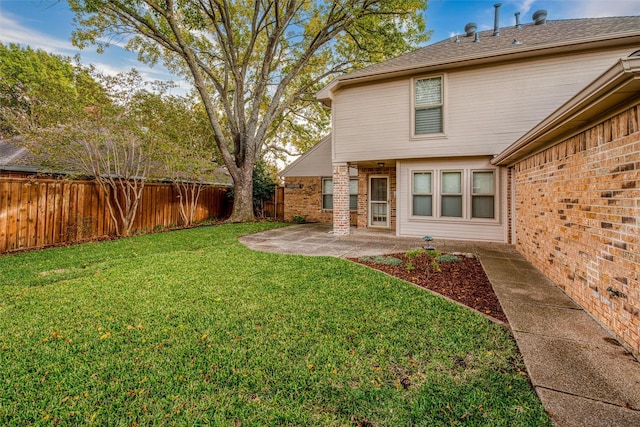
[[514, 104, 640, 356], [283, 176, 356, 225]]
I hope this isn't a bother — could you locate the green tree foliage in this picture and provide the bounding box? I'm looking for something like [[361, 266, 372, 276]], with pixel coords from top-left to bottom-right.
[[68, 0, 430, 222], [145, 92, 226, 225], [0, 43, 106, 136]]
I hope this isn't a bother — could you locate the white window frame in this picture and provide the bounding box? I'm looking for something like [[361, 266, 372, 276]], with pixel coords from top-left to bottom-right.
[[440, 170, 464, 218], [411, 171, 433, 217], [322, 178, 358, 211], [406, 167, 499, 223], [322, 178, 333, 210], [412, 75, 446, 138], [471, 170, 496, 219]]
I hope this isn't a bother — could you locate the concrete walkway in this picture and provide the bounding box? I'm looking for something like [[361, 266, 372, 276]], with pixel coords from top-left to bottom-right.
[[240, 224, 640, 427]]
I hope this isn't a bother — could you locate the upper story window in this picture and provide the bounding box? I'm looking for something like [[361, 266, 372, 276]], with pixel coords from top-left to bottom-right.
[[322, 178, 358, 210], [414, 76, 443, 135]]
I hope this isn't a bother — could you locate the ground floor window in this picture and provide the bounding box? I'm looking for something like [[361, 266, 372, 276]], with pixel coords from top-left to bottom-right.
[[411, 169, 496, 220], [412, 172, 433, 216], [472, 171, 495, 218], [441, 171, 462, 217], [322, 178, 358, 210]]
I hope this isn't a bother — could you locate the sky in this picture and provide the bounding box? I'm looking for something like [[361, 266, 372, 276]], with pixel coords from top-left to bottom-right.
[[1, 0, 640, 94]]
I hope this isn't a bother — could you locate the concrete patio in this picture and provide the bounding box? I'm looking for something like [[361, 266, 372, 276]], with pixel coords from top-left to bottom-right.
[[240, 223, 640, 427]]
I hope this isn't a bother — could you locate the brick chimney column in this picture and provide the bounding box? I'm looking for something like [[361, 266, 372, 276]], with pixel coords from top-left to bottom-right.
[[332, 163, 350, 235]]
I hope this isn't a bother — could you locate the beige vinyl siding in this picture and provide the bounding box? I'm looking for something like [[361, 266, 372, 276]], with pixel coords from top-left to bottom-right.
[[396, 158, 508, 242], [280, 136, 333, 177], [332, 47, 633, 163]]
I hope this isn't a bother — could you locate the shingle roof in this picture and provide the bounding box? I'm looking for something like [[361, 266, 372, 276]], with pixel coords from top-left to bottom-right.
[[319, 16, 640, 99], [0, 139, 42, 172]]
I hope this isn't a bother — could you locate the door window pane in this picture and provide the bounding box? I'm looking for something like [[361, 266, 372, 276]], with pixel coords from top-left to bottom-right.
[[370, 178, 387, 202]]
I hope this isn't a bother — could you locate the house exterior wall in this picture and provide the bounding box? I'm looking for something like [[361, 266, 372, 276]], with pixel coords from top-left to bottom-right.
[[513, 104, 640, 356], [332, 47, 634, 163], [283, 176, 356, 225], [396, 157, 508, 241]]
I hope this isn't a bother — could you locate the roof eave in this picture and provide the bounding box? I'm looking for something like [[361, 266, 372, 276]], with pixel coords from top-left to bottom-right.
[[316, 32, 640, 105], [492, 56, 640, 166]]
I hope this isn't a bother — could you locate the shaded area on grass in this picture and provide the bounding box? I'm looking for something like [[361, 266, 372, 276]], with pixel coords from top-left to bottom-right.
[[0, 223, 550, 425]]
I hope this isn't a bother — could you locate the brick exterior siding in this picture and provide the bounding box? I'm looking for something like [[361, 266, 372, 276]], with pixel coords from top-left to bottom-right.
[[513, 104, 640, 357], [283, 176, 356, 225]]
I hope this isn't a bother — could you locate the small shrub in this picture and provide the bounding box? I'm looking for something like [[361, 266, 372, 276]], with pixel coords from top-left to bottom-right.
[[425, 249, 441, 258], [405, 261, 415, 272], [292, 215, 306, 224], [405, 248, 426, 259], [431, 259, 442, 273], [359, 256, 403, 266], [436, 254, 462, 263]]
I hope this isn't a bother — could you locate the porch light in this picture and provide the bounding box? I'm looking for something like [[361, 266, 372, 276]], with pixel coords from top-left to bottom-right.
[[377, 162, 385, 168]]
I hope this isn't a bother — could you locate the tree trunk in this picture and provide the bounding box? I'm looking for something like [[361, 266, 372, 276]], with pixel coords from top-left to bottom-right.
[[227, 166, 255, 223]]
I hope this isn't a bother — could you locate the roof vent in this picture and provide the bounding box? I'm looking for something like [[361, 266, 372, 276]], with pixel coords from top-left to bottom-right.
[[515, 12, 522, 29], [493, 3, 502, 36], [465, 22, 477, 37], [512, 39, 522, 45], [454, 34, 461, 43], [474, 32, 480, 43], [533, 10, 547, 25]]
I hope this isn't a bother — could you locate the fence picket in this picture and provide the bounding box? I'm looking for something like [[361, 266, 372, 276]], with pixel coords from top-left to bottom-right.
[[0, 177, 231, 253]]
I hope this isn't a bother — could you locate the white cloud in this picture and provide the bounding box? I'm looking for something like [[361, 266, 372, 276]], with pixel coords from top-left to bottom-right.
[[0, 12, 77, 55], [0, 11, 190, 94], [516, 0, 536, 15], [558, 0, 640, 18]]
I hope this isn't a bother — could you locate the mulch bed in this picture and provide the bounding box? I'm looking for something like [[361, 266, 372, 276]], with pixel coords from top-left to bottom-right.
[[350, 253, 508, 323]]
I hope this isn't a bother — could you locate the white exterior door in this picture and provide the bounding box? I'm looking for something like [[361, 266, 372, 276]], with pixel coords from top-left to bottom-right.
[[369, 176, 389, 227]]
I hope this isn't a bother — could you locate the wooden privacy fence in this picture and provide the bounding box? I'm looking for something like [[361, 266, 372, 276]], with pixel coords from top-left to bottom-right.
[[263, 186, 284, 220], [0, 176, 232, 253]]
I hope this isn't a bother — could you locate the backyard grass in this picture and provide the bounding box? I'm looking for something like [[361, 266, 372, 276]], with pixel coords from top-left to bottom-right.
[[0, 222, 551, 426]]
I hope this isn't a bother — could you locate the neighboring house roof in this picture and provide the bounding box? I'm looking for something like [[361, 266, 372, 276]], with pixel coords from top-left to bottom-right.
[[0, 139, 233, 185], [317, 16, 640, 105], [493, 56, 640, 165], [0, 139, 42, 173]]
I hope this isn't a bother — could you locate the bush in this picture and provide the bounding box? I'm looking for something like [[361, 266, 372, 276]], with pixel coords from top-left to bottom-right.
[[436, 254, 462, 263], [358, 255, 404, 266], [405, 248, 426, 259]]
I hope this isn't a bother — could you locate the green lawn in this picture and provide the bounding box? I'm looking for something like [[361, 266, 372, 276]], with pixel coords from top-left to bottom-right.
[[0, 223, 550, 426]]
